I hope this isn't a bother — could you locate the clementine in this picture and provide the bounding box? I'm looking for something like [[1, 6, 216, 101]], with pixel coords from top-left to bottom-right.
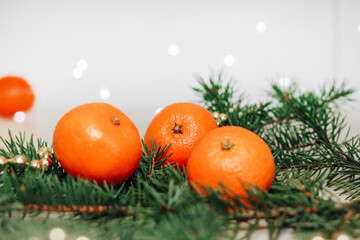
[[0, 76, 35, 117], [53, 102, 142, 187], [186, 126, 275, 202], [144, 102, 218, 169]]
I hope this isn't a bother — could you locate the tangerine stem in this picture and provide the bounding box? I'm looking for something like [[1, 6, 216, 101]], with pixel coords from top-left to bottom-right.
[[112, 117, 120, 125], [222, 140, 233, 150], [172, 123, 183, 134]]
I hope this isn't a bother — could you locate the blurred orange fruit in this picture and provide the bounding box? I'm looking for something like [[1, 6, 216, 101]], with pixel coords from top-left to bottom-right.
[[187, 126, 275, 203], [0, 76, 35, 117], [144, 102, 218, 169], [53, 102, 142, 186]]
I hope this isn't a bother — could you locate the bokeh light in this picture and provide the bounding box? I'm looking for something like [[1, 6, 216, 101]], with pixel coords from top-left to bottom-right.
[[279, 77, 290, 87], [168, 44, 180, 56], [14, 111, 26, 123], [49, 228, 66, 240], [224, 55, 235, 66], [72, 68, 83, 79], [77, 59, 88, 71], [99, 87, 111, 100], [337, 234, 350, 240], [76, 236, 90, 240], [256, 22, 267, 33]]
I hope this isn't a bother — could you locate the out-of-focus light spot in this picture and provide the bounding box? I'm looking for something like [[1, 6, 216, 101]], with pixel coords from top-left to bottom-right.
[[49, 228, 66, 240], [154, 107, 163, 115], [279, 77, 290, 87], [256, 22, 267, 33], [337, 234, 350, 240], [14, 111, 26, 123], [224, 55, 235, 66], [73, 68, 83, 79], [76, 236, 90, 240], [77, 59, 88, 71], [99, 87, 111, 100], [312, 236, 324, 240], [358, 24, 360, 32], [168, 44, 179, 56]]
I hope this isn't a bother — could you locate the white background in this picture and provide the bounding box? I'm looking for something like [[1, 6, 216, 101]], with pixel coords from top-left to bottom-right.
[[0, 0, 359, 145]]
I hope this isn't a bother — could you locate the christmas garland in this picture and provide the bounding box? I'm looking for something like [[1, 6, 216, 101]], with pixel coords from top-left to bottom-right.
[[0, 74, 359, 240]]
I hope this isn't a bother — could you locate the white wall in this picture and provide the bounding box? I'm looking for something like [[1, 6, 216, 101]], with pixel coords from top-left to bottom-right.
[[0, 0, 359, 144]]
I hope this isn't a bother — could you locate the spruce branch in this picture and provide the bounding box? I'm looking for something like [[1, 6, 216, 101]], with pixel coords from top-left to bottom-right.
[[194, 74, 359, 197], [193, 74, 275, 133], [193, 73, 242, 119], [140, 138, 172, 182], [1, 75, 359, 239]]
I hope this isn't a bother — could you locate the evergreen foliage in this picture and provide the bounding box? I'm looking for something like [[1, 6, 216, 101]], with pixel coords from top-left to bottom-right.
[[0, 74, 359, 239]]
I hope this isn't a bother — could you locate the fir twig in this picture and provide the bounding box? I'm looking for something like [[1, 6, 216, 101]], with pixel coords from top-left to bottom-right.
[[1, 74, 359, 239]]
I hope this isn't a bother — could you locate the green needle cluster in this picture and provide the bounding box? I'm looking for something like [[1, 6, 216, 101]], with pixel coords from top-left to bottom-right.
[[0, 74, 359, 240]]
